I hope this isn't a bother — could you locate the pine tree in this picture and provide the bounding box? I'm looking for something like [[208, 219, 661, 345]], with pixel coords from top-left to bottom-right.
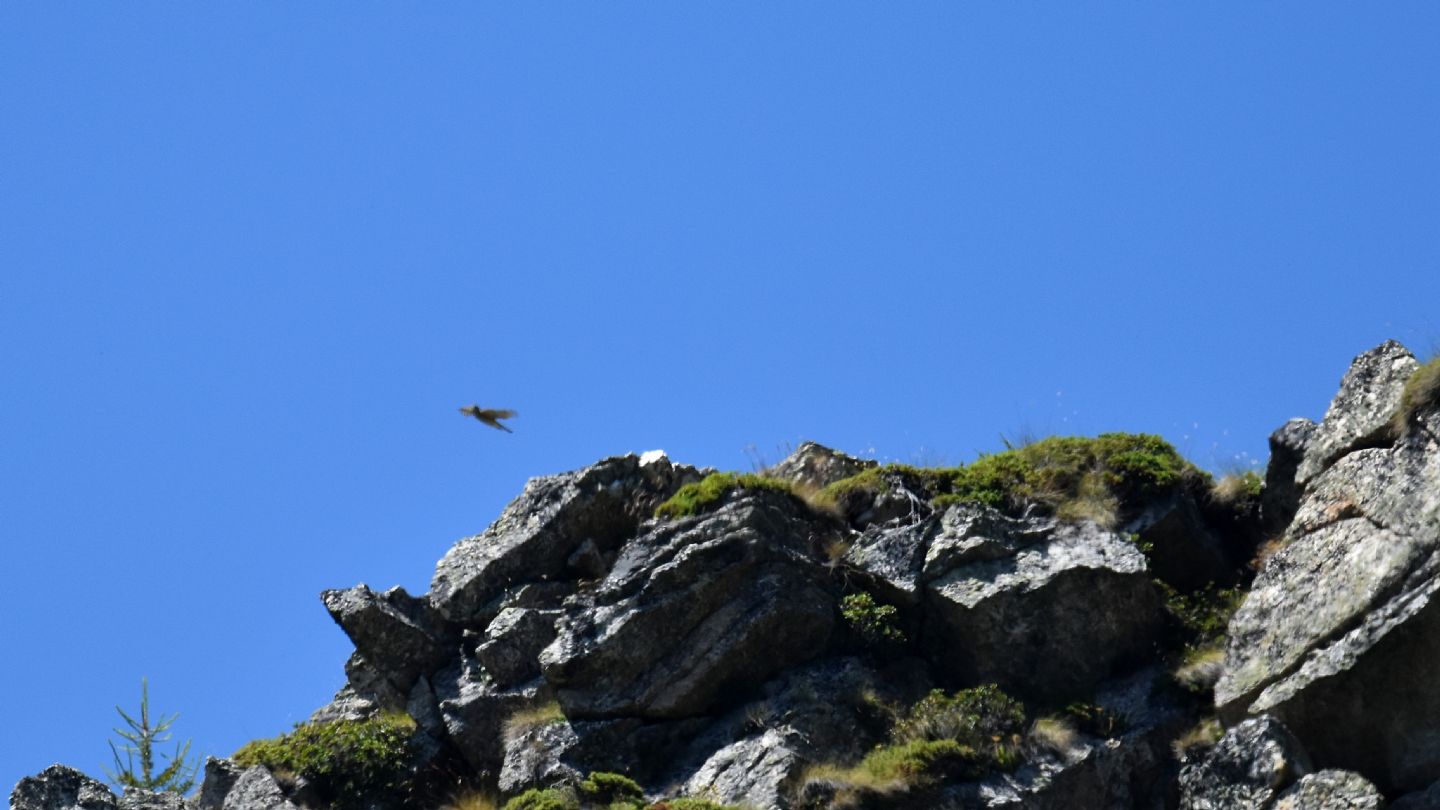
[[105, 678, 198, 794]]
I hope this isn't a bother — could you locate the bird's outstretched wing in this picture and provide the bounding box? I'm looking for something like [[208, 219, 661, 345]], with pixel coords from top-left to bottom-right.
[[460, 405, 518, 433]]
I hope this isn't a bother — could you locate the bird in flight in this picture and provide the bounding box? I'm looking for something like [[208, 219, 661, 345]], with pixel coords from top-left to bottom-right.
[[460, 405, 517, 433]]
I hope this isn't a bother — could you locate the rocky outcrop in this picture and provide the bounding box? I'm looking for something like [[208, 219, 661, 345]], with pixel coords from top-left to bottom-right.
[[21, 344, 1440, 810], [10, 767, 117, 810], [923, 510, 1164, 701], [539, 491, 837, 719], [1217, 341, 1440, 794], [430, 454, 700, 626]]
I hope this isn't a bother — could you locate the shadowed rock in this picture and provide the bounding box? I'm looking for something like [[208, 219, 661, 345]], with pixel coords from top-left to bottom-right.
[[1178, 716, 1312, 810], [540, 492, 837, 720], [10, 766, 117, 810], [431, 454, 700, 627]]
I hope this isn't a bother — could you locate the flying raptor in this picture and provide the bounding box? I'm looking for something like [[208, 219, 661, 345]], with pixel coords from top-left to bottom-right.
[[460, 405, 517, 433]]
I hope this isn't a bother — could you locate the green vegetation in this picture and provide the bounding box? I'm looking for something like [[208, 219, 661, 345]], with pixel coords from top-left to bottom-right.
[[233, 712, 418, 810], [648, 800, 742, 810], [502, 788, 579, 810], [105, 679, 198, 794], [654, 472, 797, 519], [816, 434, 1200, 526], [579, 772, 644, 805], [1395, 355, 1440, 435], [805, 684, 1026, 799], [840, 592, 906, 647], [1211, 470, 1264, 504], [1158, 581, 1244, 646]]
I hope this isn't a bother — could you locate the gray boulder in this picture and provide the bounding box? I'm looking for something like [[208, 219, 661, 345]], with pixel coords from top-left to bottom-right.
[[1272, 770, 1385, 810], [474, 608, 560, 689], [10, 766, 117, 810], [497, 721, 583, 795], [765, 442, 876, 491], [195, 758, 241, 810], [308, 653, 407, 723], [1216, 350, 1440, 792], [1295, 340, 1418, 487], [320, 585, 453, 692], [217, 768, 298, 810], [431, 454, 699, 626], [540, 492, 837, 719], [1178, 716, 1313, 810], [922, 509, 1164, 701]]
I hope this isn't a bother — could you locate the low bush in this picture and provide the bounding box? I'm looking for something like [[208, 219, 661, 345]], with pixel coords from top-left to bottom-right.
[[1158, 581, 1243, 647], [501, 787, 579, 810], [839, 592, 906, 647], [579, 771, 644, 805], [232, 712, 418, 810], [654, 473, 796, 519], [891, 685, 1025, 747]]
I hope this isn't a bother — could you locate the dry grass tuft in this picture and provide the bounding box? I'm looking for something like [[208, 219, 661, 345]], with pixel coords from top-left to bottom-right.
[[502, 700, 566, 742], [1173, 646, 1226, 692], [1027, 716, 1079, 758], [1250, 536, 1288, 572], [1393, 356, 1440, 437], [1211, 470, 1264, 507], [1171, 717, 1223, 761], [1055, 470, 1119, 529]]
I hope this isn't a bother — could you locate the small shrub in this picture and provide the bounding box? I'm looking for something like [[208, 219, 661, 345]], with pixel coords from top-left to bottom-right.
[[503, 701, 566, 742], [1394, 355, 1440, 436], [654, 473, 796, 519], [1158, 582, 1244, 646], [840, 592, 906, 646], [891, 685, 1025, 747], [857, 738, 982, 785], [501, 787, 580, 810], [105, 679, 198, 794], [233, 712, 417, 810], [579, 771, 644, 805]]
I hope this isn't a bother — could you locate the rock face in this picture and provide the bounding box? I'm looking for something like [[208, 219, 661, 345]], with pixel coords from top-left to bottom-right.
[[1217, 341, 1440, 794], [923, 508, 1164, 702], [17, 345, 1440, 810], [10, 767, 117, 810], [539, 492, 837, 719]]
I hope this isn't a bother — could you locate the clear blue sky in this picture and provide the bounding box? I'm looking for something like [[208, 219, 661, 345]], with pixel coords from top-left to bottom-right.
[[3, 3, 1438, 794]]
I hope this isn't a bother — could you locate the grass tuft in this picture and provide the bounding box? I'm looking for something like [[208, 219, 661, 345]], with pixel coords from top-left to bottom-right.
[[1394, 355, 1440, 436], [503, 701, 566, 742], [654, 473, 796, 520], [232, 712, 418, 810]]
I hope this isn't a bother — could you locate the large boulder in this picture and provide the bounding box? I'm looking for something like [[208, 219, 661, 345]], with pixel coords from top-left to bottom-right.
[[10, 767, 117, 810], [215, 768, 298, 810], [922, 506, 1164, 701], [433, 657, 549, 774], [1178, 716, 1313, 810], [430, 454, 699, 627], [1295, 340, 1419, 487], [1216, 343, 1440, 794], [320, 585, 454, 692], [539, 491, 837, 720], [1263, 418, 1318, 535]]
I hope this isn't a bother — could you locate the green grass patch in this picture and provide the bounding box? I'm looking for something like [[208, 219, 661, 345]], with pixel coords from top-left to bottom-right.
[[233, 712, 418, 810], [1158, 581, 1244, 646], [654, 472, 796, 519], [819, 434, 1200, 524], [579, 772, 644, 805], [501, 787, 580, 810]]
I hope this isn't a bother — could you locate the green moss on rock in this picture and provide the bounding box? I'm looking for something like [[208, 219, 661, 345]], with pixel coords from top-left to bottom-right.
[[232, 712, 418, 810], [654, 472, 796, 519]]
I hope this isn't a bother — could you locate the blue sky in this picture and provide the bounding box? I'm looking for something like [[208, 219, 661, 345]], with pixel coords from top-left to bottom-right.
[[3, 3, 1438, 794]]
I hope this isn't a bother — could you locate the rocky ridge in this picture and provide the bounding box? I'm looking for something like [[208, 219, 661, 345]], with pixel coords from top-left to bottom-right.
[[14, 341, 1440, 810]]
